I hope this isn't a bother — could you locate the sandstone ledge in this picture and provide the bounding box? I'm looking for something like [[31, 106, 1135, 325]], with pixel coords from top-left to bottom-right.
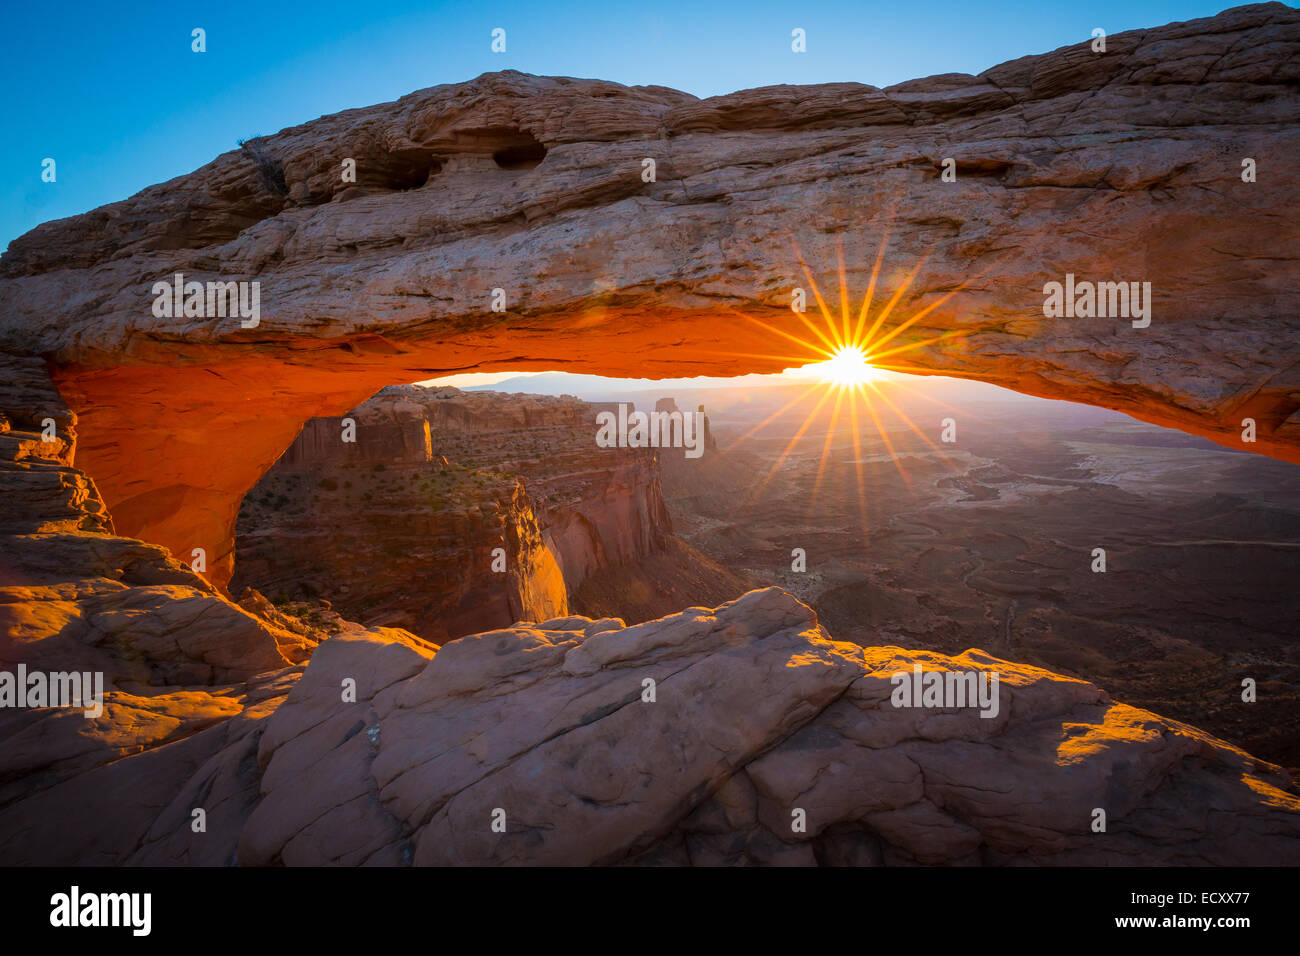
[[7, 586, 1291, 866]]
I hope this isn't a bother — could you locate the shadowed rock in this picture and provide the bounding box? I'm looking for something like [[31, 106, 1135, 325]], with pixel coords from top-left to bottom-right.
[[40, 586, 1294, 867]]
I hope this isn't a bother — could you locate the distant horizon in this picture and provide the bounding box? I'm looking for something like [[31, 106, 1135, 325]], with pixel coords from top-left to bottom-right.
[[416, 366, 1070, 407]]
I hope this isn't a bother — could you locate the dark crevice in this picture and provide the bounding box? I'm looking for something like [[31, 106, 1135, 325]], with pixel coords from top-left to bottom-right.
[[239, 140, 289, 196], [379, 151, 443, 191], [493, 135, 548, 170]]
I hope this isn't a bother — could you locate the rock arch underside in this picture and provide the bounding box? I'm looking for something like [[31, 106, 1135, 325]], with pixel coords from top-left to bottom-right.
[[1, 3, 1300, 866]]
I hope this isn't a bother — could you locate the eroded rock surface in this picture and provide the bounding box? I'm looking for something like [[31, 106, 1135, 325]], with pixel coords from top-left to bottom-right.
[[240, 588, 1300, 866], [3, 365, 1294, 869], [0, 356, 324, 864], [231, 384, 739, 639], [3, 389, 1296, 873], [11, 585, 1291, 866], [1, 4, 1296, 588], [1, 3, 1298, 867]]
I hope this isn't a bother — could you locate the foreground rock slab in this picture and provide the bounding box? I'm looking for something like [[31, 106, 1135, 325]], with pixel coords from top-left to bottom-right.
[[4, 579, 1297, 865], [230, 589, 1300, 865]]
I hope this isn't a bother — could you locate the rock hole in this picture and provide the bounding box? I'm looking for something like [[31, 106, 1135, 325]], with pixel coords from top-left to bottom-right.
[[493, 135, 548, 170], [382, 154, 442, 191]]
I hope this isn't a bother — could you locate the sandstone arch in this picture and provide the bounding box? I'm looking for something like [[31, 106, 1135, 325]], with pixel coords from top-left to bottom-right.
[[2, 4, 1298, 590]]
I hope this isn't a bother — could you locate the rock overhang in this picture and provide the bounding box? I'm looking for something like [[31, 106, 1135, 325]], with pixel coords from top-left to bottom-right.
[[0, 3, 1297, 591]]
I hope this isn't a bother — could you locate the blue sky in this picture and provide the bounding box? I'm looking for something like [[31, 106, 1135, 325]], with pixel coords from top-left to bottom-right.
[[2, 0, 1242, 252]]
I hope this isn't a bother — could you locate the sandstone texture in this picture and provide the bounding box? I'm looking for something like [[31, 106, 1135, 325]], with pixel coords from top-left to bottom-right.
[[6, 583, 1297, 866], [0, 354, 316, 685], [0, 358, 330, 865], [237, 587, 1300, 866], [2, 3, 1299, 868], [1, 4, 1296, 589], [1, 353, 1295, 865]]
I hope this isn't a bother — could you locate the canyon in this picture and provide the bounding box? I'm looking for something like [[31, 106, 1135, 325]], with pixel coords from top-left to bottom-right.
[[231, 384, 739, 641], [0, 3, 1298, 866], [652, 379, 1300, 775], [0, 3, 1296, 589], [2, 339, 1297, 865]]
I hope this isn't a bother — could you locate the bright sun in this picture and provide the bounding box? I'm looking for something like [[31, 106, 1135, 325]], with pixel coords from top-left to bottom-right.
[[809, 344, 878, 388], [720, 233, 985, 514]]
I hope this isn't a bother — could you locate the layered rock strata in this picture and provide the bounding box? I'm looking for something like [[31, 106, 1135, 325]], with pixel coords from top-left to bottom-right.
[[231, 385, 688, 640], [1, 5, 1296, 587], [1, 351, 1294, 865]]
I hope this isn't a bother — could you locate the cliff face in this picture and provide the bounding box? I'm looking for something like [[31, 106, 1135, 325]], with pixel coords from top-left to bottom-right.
[[231, 385, 679, 641], [0, 5, 1296, 589], [0, 354, 316, 687]]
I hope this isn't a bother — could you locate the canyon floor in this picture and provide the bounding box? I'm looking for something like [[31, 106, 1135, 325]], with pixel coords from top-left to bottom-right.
[[2, 356, 1299, 865], [628, 376, 1300, 777]]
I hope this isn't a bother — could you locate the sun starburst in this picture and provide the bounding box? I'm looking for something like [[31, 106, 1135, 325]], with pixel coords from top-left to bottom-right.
[[712, 231, 1000, 531], [806, 344, 879, 388]]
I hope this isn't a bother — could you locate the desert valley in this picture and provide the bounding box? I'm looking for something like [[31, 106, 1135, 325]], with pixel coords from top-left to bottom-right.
[[1, 3, 1299, 878], [230, 374, 1300, 778]]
